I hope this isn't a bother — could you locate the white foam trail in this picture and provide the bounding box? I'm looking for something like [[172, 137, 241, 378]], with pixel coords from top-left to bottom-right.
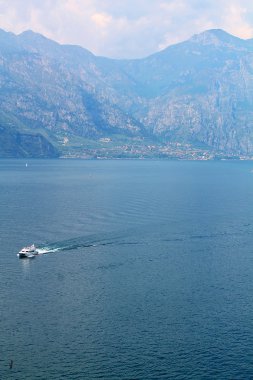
[[36, 247, 61, 254], [34, 227, 143, 256]]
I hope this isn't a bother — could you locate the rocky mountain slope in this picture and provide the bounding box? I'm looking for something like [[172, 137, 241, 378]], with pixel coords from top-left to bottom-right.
[[1, 28, 253, 157]]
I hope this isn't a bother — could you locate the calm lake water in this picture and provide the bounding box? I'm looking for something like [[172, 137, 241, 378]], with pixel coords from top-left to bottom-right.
[[1, 159, 253, 379]]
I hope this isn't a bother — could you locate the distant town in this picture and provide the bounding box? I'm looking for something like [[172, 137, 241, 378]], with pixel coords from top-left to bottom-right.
[[61, 137, 253, 160]]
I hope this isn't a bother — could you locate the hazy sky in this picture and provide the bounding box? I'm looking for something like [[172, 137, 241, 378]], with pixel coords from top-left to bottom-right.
[[1, 0, 253, 58]]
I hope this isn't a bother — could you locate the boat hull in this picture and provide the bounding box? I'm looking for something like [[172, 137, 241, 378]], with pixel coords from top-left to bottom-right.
[[18, 253, 35, 259]]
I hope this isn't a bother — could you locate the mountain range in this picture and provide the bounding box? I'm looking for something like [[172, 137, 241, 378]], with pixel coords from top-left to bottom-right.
[[1, 28, 253, 158]]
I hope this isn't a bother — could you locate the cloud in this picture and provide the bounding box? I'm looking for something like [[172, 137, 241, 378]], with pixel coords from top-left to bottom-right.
[[0, 0, 253, 58], [222, 3, 253, 38], [92, 12, 112, 28]]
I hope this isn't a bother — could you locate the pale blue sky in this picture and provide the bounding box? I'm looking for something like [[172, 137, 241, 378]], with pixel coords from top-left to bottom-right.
[[1, 0, 253, 58]]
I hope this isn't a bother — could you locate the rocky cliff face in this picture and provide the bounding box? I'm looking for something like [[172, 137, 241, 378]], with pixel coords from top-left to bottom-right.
[[0, 124, 59, 158], [134, 30, 253, 154], [1, 28, 253, 157]]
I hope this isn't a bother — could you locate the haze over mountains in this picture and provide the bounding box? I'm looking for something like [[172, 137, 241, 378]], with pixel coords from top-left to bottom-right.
[[1, 28, 253, 158]]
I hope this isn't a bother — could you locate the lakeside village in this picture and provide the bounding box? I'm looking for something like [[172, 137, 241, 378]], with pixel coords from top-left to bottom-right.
[[61, 137, 253, 161]]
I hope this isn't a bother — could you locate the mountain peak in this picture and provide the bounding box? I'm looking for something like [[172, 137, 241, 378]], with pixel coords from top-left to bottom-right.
[[189, 29, 245, 48], [19, 29, 59, 45]]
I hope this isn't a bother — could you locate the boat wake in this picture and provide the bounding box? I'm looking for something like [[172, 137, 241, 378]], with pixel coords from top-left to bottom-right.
[[36, 230, 138, 256], [36, 247, 61, 254]]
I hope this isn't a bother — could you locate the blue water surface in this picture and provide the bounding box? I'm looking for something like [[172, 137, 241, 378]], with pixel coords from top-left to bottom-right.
[[1, 159, 253, 379]]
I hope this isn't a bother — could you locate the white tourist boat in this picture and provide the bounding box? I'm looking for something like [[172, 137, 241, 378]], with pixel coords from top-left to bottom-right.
[[18, 244, 37, 258]]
